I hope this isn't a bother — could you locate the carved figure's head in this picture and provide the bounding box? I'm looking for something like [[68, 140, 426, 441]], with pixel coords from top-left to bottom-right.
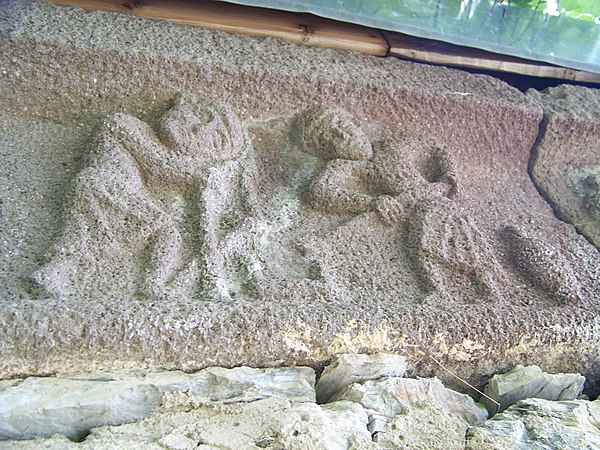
[[157, 94, 246, 161], [296, 106, 373, 161]]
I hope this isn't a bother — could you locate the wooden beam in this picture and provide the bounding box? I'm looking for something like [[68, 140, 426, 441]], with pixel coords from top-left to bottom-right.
[[383, 31, 600, 84], [138, 0, 388, 55], [48, 0, 389, 56], [49, 0, 133, 13]]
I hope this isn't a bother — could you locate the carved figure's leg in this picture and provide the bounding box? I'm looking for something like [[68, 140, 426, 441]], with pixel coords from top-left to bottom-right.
[[405, 201, 445, 300], [307, 160, 374, 215], [442, 213, 504, 300], [499, 226, 583, 304], [33, 248, 79, 299], [408, 198, 504, 303], [32, 169, 110, 298], [139, 214, 183, 300]]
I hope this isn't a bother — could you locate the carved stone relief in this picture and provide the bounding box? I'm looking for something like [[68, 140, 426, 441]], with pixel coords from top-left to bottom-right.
[[33, 94, 260, 301], [31, 97, 594, 308]]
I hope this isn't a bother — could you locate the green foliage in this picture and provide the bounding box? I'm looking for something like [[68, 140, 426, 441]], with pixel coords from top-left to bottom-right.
[[510, 0, 600, 22], [340, 1, 598, 23], [276, 0, 599, 71]]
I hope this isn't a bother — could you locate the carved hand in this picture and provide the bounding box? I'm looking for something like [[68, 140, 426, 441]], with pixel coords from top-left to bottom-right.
[[438, 171, 459, 197], [373, 195, 408, 225]]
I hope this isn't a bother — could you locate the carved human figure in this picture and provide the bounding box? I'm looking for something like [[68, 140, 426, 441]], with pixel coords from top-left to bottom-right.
[[34, 94, 257, 300], [298, 106, 505, 303]]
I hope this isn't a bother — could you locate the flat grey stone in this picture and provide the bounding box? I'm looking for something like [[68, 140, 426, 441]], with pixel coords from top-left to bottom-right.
[[481, 365, 585, 415], [0, 366, 315, 441], [467, 397, 600, 450], [316, 353, 406, 403]]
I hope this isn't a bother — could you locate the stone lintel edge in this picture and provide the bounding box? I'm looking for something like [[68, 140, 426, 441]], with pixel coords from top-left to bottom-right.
[[1, 298, 598, 380]]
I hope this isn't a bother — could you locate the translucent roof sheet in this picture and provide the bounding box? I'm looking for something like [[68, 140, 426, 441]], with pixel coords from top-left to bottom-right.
[[223, 0, 600, 74]]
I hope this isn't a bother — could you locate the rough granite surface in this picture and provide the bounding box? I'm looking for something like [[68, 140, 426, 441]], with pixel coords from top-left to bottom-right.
[[0, 0, 598, 402]]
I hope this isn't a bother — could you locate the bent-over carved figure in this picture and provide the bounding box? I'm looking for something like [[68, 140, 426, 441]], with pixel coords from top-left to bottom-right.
[[299, 106, 505, 303], [34, 94, 258, 300]]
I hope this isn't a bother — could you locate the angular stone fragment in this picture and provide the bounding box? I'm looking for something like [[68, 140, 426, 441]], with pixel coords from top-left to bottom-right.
[[316, 353, 406, 403], [481, 365, 585, 415], [466, 398, 600, 450], [334, 377, 487, 449], [0, 378, 161, 442], [0, 366, 315, 441]]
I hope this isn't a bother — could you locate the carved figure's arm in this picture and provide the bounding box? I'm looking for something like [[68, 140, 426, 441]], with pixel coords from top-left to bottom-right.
[[373, 182, 452, 225], [77, 140, 170, 227], [307, 160, 373, 214], [431, 146, 458, 197], [102, 113, 207, 186]]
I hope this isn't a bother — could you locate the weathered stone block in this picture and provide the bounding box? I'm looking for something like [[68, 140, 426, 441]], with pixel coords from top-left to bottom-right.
[[0, 1, 597, 395], [467, 398, 600, 450], [481, 365, 585, 415], [316, 353, 406, 403], [529, 85, 600, 249]]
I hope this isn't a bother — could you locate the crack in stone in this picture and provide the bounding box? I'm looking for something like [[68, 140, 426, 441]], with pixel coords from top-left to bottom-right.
[[527, 110, 599, 250]]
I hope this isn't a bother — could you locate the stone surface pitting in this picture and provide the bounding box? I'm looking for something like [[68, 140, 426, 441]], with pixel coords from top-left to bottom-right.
[[0, 0, 597, 391]]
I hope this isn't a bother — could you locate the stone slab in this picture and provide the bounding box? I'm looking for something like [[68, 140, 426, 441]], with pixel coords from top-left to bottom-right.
[[0, 1, 598, 396], [0, 366, 315, 441], [481, 364, 585, 414]]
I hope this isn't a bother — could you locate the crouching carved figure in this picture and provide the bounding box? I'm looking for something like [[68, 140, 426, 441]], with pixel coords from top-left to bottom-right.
[[298, 106, 506, 303], [34, 94, 259, 301]]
